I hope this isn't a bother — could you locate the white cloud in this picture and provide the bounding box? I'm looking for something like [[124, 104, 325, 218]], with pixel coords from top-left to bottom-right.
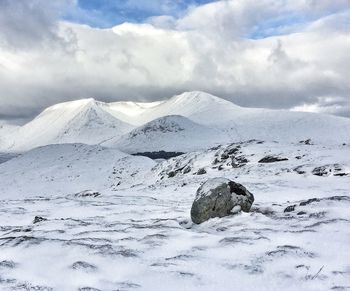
[[0, 0, 350, 118]]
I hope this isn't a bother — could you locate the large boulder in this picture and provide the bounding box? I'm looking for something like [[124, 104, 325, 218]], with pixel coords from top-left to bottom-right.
[[191, 178, 254, 224]]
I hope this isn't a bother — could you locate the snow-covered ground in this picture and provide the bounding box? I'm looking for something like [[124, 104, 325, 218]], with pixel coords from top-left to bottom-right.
[[0, 140, 349, 290]]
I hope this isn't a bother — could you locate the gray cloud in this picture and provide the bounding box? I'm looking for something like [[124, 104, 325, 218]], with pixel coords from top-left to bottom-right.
[[0, 0, 350, 120], [0, 0, 74, 50]]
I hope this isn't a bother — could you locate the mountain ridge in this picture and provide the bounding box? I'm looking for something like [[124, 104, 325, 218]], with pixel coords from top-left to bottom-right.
[[1, 91, 350, 152]]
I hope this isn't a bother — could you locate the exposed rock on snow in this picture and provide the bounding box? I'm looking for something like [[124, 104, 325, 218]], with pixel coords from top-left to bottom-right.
[[258, 155, 289, 163], [74, 190, 101, 198], [299, 139, 313, 145], [191, 178, 254, 224], [196, 168, 207, 175], [33, 216, 47, 224], [133, 151, 184, 160], [311, 164, 347, 177], [283, 205, 296, 213]]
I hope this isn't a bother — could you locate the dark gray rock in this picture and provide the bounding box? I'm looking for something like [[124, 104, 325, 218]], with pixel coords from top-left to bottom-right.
[[191, 178, 254, 224], [312, 164, 346, 177], [293, 166, 306, 174], [183, 166, 191, 174], [300, 198, 320, 206], [312, 165, 332, 176], [258, 155, 288, 163], [71, 261, 97, 272], [33, 216, 47, 224], [168, 171, 176, 178], [74, 190, 101, 198], [284, 205, 296, 213], [299, 139, 313, 145], [0, 260, 17, 269], [232, 155, 248, 168], [196, 168, 207, 175]]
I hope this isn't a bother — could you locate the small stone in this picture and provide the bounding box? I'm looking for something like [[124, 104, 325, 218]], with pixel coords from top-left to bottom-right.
[[74, 190, 101, 197], [168, 171, 176, 178], [33, 216, 47, 224], [297, 211, 307, 215], [196, 168, 207, 175], [284, 205, 296, 213]]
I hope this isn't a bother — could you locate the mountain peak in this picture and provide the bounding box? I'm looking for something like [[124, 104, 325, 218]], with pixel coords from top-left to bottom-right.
[[45, 98, 98, 112], [171, 91, 237, 106]]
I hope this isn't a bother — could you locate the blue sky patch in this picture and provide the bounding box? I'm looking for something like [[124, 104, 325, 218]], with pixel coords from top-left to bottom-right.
[[64, 0, 216, 28]]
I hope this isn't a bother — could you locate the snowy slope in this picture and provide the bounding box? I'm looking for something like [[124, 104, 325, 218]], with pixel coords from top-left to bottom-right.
[[134, 91, 245, 126], [104, 91, 350, 144], [101, 100, 164, 125], [0, 141, 349, 290], [219, 109, 350, 144], [0, 123, 17, 150], [104, 115, 227, 153], [132, 91, 350, 144], [7, 99, 134, 151], [0, 143, 155, 199]]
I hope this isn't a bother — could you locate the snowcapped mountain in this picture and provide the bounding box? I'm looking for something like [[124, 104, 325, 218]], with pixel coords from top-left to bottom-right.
[[1, 91, 350, 153], [0, 143, 155, 199], [5, 98, 134, 151], [105, 91, 350, 145], [134, 91, 245, 126], [135, 91, 350, 144], [104, 115, 227, 153]]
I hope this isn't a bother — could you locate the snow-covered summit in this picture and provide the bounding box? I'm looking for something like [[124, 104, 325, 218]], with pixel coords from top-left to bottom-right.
[[6, 98, 134, 151], [105, 114, 226, 153], [1, 91, 350, 152], [134, 91, 245, 125]]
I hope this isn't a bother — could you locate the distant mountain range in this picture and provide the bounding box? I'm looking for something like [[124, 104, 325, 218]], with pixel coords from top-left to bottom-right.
[[1, 91, 350, 152]]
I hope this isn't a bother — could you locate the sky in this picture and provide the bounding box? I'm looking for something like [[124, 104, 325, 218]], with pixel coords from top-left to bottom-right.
[[0, 0, 350, 120]]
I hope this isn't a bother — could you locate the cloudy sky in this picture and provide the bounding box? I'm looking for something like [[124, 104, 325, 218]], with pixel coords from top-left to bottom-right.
[[0, 0, 349, 120]]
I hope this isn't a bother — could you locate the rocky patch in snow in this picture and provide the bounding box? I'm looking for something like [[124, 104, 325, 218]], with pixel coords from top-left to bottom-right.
[[311, 164, 348, 177]]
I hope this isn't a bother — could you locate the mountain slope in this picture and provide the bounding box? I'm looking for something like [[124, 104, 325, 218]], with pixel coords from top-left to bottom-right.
[[0, 143, 155, 199], [7, 99, 134, 151], [220, 109, 350, 144], [104, 115, 227, 153], [2, 91, 350, 152], [0, 121, 19, 150], [134, 91, 246, 126], [132, 91, 350, 144]]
